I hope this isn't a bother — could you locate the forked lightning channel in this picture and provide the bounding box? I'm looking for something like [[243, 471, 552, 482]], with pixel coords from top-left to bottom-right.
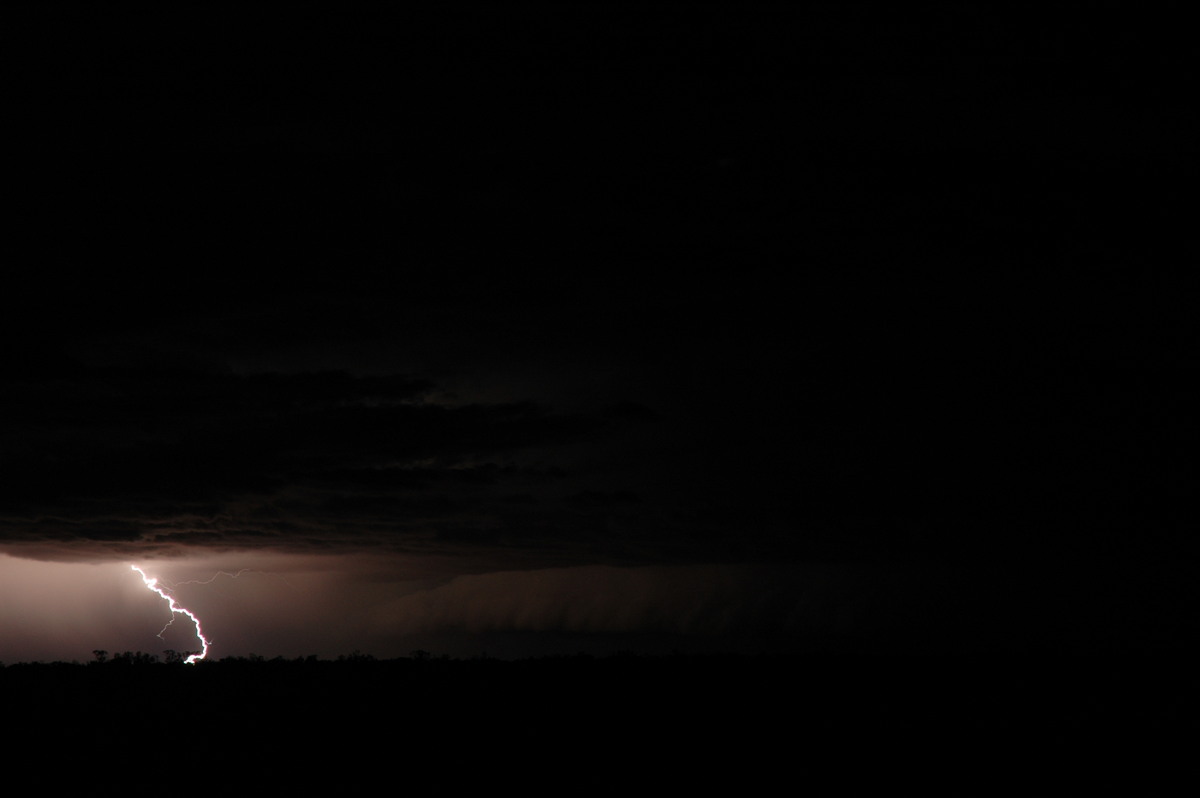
[[131, 565, 210, 664]]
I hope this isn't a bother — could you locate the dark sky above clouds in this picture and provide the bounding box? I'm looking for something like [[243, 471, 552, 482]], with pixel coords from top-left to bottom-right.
[[3, 6, 1196, 662]]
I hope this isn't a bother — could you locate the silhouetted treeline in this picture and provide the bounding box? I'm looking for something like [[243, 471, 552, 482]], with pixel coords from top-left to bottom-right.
[[3, 650, 1195, 789]]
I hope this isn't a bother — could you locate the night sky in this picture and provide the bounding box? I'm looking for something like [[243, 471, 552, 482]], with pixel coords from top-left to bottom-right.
[[3, 6, 1196, 664]]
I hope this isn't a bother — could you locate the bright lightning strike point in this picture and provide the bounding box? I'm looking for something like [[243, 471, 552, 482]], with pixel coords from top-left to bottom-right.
[[131, 565, 210, 664]]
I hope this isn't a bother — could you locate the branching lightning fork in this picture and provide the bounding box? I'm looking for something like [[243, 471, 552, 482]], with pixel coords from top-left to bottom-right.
[[167, 568, 292, 588], [131, 565, 210, 664]]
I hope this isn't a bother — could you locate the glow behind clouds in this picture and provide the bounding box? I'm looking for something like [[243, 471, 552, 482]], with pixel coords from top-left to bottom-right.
[[0, 550, 879, 663]]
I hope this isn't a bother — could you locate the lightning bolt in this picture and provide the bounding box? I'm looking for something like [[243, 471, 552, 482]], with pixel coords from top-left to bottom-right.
[[167, 568, 293, 588], [131, 565, 210, 664]]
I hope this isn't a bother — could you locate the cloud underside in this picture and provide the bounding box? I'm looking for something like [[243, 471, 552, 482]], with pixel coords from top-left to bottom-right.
[[0, 363, 661, 564]]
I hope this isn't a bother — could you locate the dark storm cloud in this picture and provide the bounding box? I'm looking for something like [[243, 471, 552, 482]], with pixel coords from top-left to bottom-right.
[[0, 355, 645, 562], [5, 272, 1197, 569], [4, 3, 1195, 578]]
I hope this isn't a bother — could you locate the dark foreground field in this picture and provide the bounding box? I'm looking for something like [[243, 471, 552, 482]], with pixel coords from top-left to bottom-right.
[[5, 651, 1195, 791]]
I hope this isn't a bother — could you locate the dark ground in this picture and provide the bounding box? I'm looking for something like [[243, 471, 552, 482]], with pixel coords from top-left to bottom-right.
[[6, 652, 1197, 791]]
